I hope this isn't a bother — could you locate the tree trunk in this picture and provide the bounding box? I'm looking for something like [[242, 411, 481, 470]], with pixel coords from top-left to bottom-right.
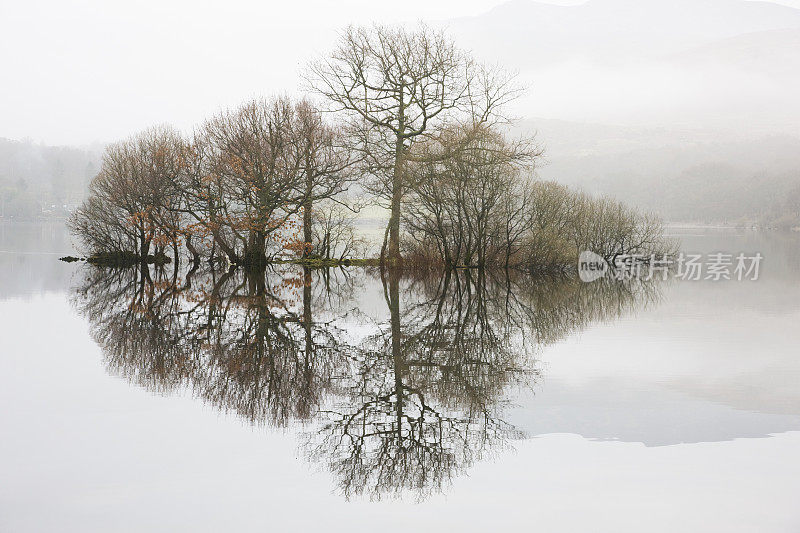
[[303, 198, 313, 258], [211, 229, 239, 265], [185, 234, 201, 264], [303, 164, 314, 258], [243, 230, 267, 270], [139, 227, 150, 261], [388, 135, 403, 266], [172, 239, 180, 266]]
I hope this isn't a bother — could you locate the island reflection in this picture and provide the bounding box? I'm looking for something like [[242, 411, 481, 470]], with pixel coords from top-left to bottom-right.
[[71, 265, 660, 500]]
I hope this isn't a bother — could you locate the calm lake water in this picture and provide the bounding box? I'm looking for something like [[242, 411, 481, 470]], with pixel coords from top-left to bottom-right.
[[1, 222, 799, 532]]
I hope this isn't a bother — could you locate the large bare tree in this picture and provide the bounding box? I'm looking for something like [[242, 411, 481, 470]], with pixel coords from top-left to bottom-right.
[[307, 24, 520, 265]]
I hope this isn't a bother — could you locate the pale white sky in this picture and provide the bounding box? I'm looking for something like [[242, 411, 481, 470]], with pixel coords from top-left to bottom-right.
[[0, 0, 512, 144], [1, 0, 798, 145]]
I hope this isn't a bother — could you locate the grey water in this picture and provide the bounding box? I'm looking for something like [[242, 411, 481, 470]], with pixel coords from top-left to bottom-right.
[[1, 222, 799, 532]]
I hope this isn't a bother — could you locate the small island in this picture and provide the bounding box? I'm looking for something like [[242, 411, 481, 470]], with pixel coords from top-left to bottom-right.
[[68, 25, 672, 272]]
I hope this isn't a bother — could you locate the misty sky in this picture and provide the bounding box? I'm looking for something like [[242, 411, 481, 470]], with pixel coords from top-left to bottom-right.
[[2, 0, 799, 145], [0, 0, 511, 145]]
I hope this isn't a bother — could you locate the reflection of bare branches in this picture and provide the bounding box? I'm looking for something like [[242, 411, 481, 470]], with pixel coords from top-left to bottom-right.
[[401, 270, 538, 411], [304, 268, 664, 500], [304, 269, 532, 501], [309, 390, 521, 501], [71, 264, 355, 425], [71, 264, 663, 501]]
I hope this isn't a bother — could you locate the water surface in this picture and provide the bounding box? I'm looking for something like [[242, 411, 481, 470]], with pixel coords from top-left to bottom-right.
[[1, 222, 799, 532]]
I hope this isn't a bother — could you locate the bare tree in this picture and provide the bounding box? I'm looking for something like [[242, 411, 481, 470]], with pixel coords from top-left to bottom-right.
[[307, 24, 521, 265], [293, 100, 358, 258], [311, 199, 367, 260], [522, 181, 676, 270], [403, 124, 538, 268], [192, 97, 359, 268], [69, 126, 184, 263], [199, 97, 308, 267]]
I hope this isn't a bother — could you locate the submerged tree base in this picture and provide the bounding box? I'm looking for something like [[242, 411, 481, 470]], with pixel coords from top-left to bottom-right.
[[64, 250, 584, 272], [68, 251, 382, 270], [84, 251, 171, 267], [280, 257, 382, 268]]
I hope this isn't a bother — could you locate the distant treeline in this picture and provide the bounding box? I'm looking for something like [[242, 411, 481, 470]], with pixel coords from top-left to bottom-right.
[[534, 122, 800, 229], [69, 24, 671, 270], [0, 138, 100, 219], [614, 168, 800, 229]]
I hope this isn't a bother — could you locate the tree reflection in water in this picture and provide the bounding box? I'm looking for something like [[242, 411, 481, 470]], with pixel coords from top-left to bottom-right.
[[71, 264, 661, 500]]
